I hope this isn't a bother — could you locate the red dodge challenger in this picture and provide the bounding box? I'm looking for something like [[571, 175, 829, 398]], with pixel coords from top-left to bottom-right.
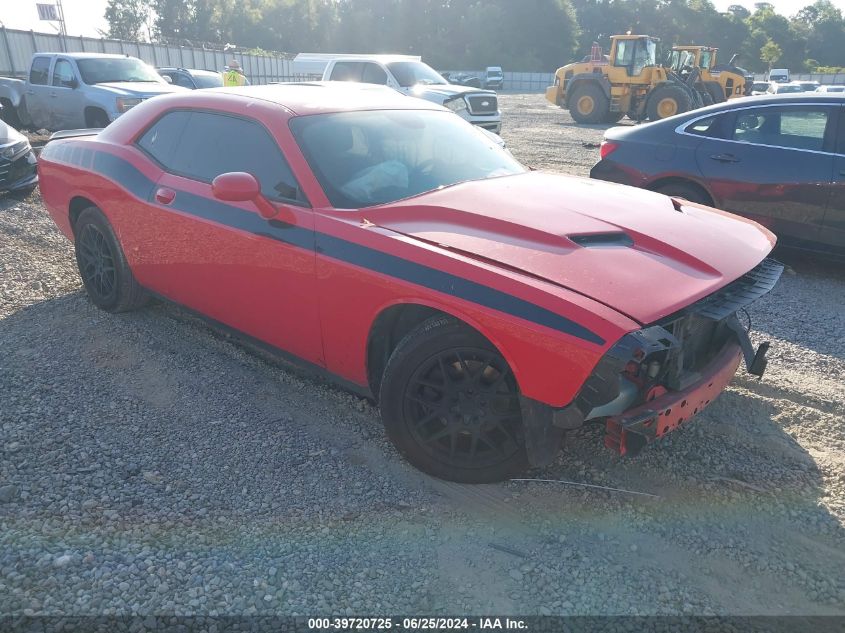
[[38, 84, 783, 483]]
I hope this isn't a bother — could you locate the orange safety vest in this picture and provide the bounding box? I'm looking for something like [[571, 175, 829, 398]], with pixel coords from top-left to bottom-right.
[[222, 70, 246, 87]]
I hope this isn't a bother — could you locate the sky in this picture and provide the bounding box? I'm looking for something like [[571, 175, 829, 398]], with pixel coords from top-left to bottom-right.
[[1, 0, 845, 39]]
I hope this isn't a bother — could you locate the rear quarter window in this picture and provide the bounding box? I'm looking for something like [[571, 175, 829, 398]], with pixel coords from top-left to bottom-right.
[[29, 57, 51, 85]]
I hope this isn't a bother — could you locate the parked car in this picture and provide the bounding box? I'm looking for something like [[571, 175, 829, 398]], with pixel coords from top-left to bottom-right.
[[797, 81, 821, 92], [590, 94, 845, 257], [157, 67, 223, 89], [816, 84, 845, 93], [0, 119, 37, 192], [768, 68, 790, 83], [38, 83, 780, 482], [320, 55, 501, 132], [0, 53, 186, 131], [750, 81, 770, 95], [483, 66, 504, 90], [767, 82, 804, 94], [447, 72, 482, 88]]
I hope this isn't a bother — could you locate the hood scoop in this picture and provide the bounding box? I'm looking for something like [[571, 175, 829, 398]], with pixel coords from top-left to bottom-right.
[[569, 232, 633, 248]]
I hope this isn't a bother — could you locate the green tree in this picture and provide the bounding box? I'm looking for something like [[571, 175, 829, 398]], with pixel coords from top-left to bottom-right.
[[760, 38, 782, 70], [104, 0, 152, 40]]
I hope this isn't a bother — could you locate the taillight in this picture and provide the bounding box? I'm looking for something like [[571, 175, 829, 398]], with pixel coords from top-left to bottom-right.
[[600, 141, 619, 160]]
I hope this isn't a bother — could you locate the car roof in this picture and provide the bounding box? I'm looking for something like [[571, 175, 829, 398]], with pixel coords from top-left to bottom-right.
[[39, 52, 141, 60], [207, 82, 444, 115]]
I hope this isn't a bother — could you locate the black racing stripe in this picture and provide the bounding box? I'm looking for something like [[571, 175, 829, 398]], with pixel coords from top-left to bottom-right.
[[66, 148, 605, 345], [316, 233, 605, 345]]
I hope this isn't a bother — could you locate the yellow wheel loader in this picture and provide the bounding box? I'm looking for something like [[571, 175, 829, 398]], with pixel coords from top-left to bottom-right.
[[546, 35, 705, 123], [669, 46, 751, 103]]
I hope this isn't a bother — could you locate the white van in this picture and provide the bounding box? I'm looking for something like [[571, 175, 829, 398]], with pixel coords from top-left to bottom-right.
[[768, 68, 790, 83]]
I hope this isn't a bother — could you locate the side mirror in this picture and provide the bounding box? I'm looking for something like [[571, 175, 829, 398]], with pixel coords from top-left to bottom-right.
[[212, 172, 278, 220], [63, 78, 78, 89]]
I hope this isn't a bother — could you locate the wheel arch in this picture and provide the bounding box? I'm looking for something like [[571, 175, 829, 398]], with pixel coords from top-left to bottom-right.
[[646, 176, 716, 207], [365, 300, 522, 401], [84, 106, 109, 127], [69, 195, 99, 235], [565, 73, 612, 106]]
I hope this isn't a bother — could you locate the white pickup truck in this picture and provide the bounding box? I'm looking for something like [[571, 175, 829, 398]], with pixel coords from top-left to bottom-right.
[[0, 53, 185, 131], [294, 53, 502, 133]]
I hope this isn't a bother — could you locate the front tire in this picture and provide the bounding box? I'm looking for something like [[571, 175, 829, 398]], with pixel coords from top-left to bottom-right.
[[568, 83, 608, 124], [74, 207, 149, 312], [379, 317, 528, 483]]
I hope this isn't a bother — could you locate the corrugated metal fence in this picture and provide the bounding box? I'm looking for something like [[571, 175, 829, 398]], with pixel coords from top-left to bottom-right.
[[752, 72, 845, 84], [0, 27, 298, 84]]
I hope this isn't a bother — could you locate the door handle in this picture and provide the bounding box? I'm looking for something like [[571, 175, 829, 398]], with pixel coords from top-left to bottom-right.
[[154, 187, 176, 205], [710, 153, 740, 163]]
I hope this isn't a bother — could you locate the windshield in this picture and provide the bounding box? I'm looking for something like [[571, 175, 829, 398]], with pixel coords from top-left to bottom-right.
[[386, 61, 447, 87], [77, 58, 163, 84], [193, 73, 224, 88], [779, 85, 802, 93], [290, 110, 524, 209]]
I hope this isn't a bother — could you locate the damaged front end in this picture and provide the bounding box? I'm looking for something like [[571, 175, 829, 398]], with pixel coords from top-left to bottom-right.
[[523, 258, 784, 465]]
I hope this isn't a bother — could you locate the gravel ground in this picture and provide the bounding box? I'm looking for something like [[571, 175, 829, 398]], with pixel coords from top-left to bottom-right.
[[1, 93, 844, 618]]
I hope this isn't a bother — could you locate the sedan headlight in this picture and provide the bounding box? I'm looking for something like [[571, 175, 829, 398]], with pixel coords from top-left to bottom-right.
[[0, 140, 30, 160], [116, 98, 143, 113], [444, 97, 467, 113]]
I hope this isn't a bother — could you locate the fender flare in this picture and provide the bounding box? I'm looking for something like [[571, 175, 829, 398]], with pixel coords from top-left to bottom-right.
[[565, 73, 612, 106]]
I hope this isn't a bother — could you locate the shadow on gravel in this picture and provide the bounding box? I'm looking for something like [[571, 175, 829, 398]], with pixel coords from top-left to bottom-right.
[[2, 292, 844, 616]]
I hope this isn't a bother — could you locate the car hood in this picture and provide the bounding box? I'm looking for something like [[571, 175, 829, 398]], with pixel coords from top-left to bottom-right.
[[410, 84, 495, 99], [92, 82, 187, 97], [364, 172, 775, 325]]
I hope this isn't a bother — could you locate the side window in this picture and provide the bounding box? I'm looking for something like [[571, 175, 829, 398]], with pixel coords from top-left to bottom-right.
[[361, 63, 388, 85], [137, 110, 191, 167], [731, 107, 830, 151], [166, 111, 304, 203], [30, 57, 51, 85], [330, 62, 363, 82], [684, 114, 728, 138], [838, 108, 845, 155], [172, 72, 195, 89], [51, 59, 75, 88]]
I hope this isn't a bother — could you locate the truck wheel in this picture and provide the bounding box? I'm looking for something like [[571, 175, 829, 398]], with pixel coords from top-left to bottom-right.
[[379, 316, 528, 483], [603, 111, 625, 124], [85, 109, 110, 129], [568, 84, 608, 124], [73, 207, 149, 313], [647, 85, 692, 121], [0, 99, 22, 129]]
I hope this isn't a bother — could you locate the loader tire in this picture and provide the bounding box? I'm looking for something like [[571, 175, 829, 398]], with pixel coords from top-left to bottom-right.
[[568, 83, 608, 124], [603, 111, 625, 123], [647, 85, 692, 121], [703, 81, 726, 104]]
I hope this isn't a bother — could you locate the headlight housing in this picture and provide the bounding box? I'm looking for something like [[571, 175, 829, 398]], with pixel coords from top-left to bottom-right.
[[0, 140, 30, 160], [444, 97, 467, 113], [116, 98, 143, 113]]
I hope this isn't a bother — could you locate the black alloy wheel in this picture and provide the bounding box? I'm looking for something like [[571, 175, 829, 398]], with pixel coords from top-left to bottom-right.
[[77, 222, 117, 305], [380, 317, 528, 483]]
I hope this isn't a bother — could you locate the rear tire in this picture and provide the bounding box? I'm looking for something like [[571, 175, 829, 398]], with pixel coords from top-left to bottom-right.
[[654, 182, 712, 206], [74, 207, 149, 312], [568, 83, 608, 124], [603, 111, 625, 124], [703, 81, 726, 104], [647, 85, 692, 121], [379, 317, 528, 483]]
